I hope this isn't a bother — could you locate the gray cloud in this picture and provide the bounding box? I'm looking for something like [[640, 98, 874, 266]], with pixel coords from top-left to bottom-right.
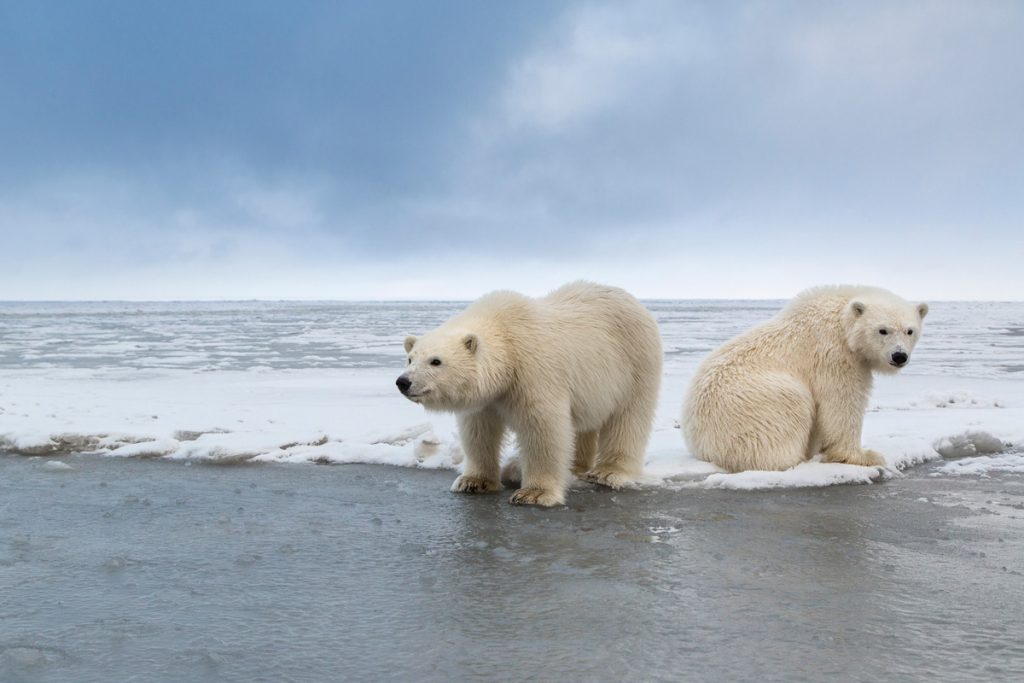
[[2, 0, 1022, 299]]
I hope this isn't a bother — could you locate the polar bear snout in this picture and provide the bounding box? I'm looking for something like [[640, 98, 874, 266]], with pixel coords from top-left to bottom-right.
[[890, 351, 909, 367], [396, 375, 412, 394]]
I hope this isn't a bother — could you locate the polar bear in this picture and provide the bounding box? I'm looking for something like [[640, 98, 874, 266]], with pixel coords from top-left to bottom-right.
[[683, 286, 928, 472], [396, 281, 662, 506]]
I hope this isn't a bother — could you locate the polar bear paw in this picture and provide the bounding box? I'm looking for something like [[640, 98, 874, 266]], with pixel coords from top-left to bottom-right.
[[826, 448, 886, 468], [857, 449, 887, 468], [582, 469, 633, 490], [450, 475, 502, 494], [509, 487, 564, 507]]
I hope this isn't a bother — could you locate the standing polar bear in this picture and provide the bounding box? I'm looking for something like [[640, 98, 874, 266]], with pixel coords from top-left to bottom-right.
[[683, 286, 928, 472], [396, 281, 662, 507]]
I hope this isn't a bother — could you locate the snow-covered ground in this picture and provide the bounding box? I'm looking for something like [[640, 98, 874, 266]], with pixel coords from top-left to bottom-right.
[[2, 300, 1022, 489]]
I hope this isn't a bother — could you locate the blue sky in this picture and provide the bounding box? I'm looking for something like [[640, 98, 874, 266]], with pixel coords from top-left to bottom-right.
[[2, 0, 1022, 300]]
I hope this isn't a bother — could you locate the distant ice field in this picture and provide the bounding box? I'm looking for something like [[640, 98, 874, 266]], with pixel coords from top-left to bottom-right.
[[2, 300, 1023, 489]]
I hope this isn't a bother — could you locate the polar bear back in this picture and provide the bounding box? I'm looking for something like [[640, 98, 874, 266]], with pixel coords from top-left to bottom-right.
[[460, 281, 662, 432]]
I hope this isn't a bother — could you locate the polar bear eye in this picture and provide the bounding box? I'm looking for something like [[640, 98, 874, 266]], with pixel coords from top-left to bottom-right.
[[878, 329, 888, 336], [430, 358, 442, 367], [907, 329, 914, 336]]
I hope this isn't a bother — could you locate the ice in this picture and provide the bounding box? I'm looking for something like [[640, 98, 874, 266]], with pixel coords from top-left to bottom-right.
[[367, 422, 434, 446], [0, 432, 104, 455], [934, 452, 1024, 476], [933, 431, 1007, 458], [106, 438, 180, 458], [2, 300, 1024, 490], [700, 461, 887, 490]]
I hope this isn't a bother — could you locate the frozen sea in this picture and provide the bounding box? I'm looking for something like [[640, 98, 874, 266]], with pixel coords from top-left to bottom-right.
[[2, 300, 1023, 682]]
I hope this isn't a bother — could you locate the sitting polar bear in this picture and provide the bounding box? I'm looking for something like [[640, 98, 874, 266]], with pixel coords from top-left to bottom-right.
[[396, 281, 662, 506], [683, 285, 928, 472]]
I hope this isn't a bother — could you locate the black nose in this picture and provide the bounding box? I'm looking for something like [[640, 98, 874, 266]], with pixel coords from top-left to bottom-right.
[[396, 375, 412, 394], [891, 352, 908, 366]]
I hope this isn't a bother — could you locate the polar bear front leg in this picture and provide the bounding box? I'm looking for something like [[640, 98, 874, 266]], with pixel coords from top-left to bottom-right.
[[816, 389, 885, 468], [451, 409, 504, 494], [509, 409, 572, 507]]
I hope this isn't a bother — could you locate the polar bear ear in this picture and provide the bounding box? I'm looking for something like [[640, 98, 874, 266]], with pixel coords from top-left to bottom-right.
[[404, 335, 418, 353], [849, 301, 866, 317], [917, 303, 929, 319], [462, 334, 478, 353]]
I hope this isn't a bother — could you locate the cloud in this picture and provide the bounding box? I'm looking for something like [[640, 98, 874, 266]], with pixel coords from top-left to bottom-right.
[[415, 0, 1024, 264], [1, 0, 1022, 299], [495, 1, 709, 131]]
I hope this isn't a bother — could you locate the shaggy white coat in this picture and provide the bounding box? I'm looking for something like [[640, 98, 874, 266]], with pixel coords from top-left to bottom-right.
[[683, 286, 928, 472], [401, 281, 662, 506]]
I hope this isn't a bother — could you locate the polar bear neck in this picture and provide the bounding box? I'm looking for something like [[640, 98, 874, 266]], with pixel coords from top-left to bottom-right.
[[766, 290, 875, 388], [445, 298, 522, 404]]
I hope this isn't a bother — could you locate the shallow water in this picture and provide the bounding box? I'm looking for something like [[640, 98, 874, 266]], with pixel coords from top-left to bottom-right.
[[1, 454, 1022, 682]]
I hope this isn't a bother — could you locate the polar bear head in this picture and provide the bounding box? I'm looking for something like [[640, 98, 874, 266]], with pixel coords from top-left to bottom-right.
[[842, 292, 929, 374], [396, 329, 502, 412]]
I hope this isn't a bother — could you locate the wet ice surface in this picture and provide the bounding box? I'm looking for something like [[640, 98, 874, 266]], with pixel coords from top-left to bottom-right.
[[1, 455, 1022, 683]]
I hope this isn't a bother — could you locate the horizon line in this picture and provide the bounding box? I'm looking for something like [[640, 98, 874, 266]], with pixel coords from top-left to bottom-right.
[[2, 296, 1021, 304]]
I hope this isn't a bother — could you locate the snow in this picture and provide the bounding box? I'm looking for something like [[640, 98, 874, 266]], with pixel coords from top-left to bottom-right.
[[933, 453, 1024, 477], [2, 299, 1023, 490], [701, 462, 886, 490]]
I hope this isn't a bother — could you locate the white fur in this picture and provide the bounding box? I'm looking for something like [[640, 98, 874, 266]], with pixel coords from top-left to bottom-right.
[[399, 281, 662, 506], [683, 285, 928, 472]]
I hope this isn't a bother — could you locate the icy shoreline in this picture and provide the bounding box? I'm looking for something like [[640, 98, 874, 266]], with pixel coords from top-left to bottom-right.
[[3, 365, 1021, 490], [4, 299, 1022, 490]]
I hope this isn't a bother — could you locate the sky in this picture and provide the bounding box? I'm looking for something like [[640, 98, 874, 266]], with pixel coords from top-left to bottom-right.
[[1, 0, 1022, 300]]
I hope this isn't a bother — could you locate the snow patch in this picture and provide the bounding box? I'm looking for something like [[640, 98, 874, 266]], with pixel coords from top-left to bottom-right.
[[106, 438, 180, 458], [934, 452, 1024, 477], [699, 461, 889, 490], [875, 391, 1008, 411], [3, 353, 1024, 490]]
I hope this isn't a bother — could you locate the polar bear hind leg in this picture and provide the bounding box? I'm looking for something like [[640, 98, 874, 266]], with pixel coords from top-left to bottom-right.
[[693, 371, 814, 472], [585, 396, 654, 489], [572, 431, 598, 477]]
